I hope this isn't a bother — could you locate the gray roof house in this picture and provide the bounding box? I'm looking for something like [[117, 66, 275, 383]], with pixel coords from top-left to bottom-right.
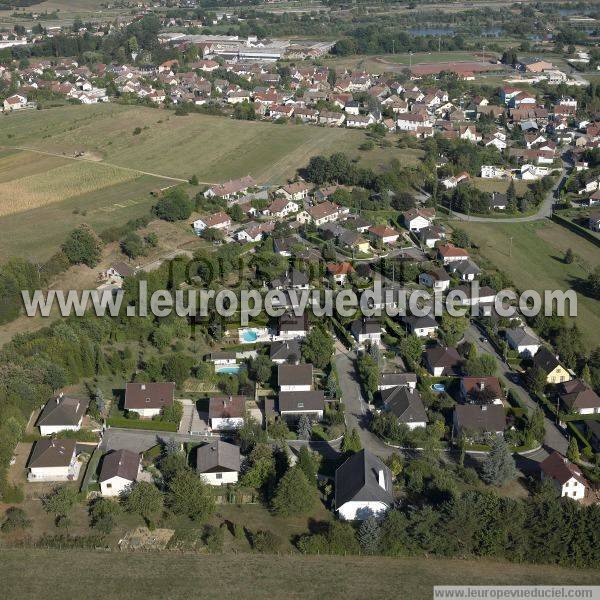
[[505, 327, 541, 358], [452, 404, 506, 438], [269, 339, 301, 364], [36, 393, 89, 435], [381, 387, 428, 430], [378, 372, 418, 391], [335, 449, 394, 520], [196, 441, 241, 485], [278, 391, 325, 420]]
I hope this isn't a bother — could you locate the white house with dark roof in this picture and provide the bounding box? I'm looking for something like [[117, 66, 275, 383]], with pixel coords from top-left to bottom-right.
[[99, 449, 141, 497], [335, 450, 393, 520], [540, 451, 588, 501], [36, 393, 89, 436], [505, 327, 541, 358], [124, 382, 175, 418], [196, 441, 240, 485], [208, 396, 246, 431], [351, 317, 382, 347], [378, 372, 417, 391], [269, 340, 301, 365], [278, 391, 325, 421], [278, 363, 313, 392], [381, 386, 428, 430], [27, 439, 79, 482]]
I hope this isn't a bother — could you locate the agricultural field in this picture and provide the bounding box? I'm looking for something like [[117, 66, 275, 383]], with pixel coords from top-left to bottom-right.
[[458, 220, 600, 351], [0, 154, 140, 217], [0, 104, 416, 185], [1, 548, 598, 600], [0, 104, 421, 262]]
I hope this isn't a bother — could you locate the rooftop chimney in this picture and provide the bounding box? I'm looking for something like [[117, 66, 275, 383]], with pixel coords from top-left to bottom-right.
[[478, 381, 485, 391], [378, 469, 386, 490], [481, 405, 487, 411], [141, 384, 146, 391]]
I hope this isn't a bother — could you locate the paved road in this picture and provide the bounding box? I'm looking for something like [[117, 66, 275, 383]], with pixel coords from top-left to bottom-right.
[[465, 323, 568, 457], [335, 350, 395, 458]]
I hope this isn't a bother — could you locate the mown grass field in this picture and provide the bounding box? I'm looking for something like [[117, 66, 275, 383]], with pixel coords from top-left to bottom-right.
[[0, 104, 420, 262], [0, 104, 417, 185], [1, 548, 598, 600], [458, 220, 600, 351]]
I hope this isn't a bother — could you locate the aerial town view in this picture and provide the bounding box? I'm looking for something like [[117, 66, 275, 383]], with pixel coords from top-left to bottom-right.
[[0, 0, 599, 598]]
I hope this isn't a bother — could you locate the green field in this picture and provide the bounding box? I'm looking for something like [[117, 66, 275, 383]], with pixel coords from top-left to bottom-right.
[[1, 548, 598, 600], [0, 104, 416, 185], [0, 104, 420, 262], [458, 220, 600, 350]]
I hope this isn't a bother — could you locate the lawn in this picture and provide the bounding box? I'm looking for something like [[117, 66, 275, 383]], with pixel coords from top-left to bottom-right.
[[471, 177, 529, 196], [458, 220, 600, 351], [1, 548, 598, 600]]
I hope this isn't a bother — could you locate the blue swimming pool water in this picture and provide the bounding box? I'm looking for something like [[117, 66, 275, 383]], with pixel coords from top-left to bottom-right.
[[432, 383, 446, 393], [241, 330, 258, 342], [216, 365, 244, 374]]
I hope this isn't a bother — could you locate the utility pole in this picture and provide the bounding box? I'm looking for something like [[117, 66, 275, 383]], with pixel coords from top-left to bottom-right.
[[438, 36, 441, 53], [409, 51, 413, 70], [508, 236, 513, 257], [392, 39, 395, 55], [482, 45, 486, 64]]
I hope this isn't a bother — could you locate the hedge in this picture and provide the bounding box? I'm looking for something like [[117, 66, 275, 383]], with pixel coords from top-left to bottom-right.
[[106, 417, 178, 432], [331, 316, 354, 349], [80, 448, 103, 493], [566, 421, 592, 450], [551, 214, 600, 249]]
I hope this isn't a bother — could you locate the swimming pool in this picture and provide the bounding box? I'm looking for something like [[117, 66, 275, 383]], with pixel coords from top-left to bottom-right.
[[241, 330, 258, 342], [238, 327, 270, 344], [216, 364, 245, 374], [431, 383, 446, 393]]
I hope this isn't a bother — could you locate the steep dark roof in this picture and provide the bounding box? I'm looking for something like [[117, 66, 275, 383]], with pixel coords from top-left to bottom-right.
[[454, 404, 505, 433], [28, 439, 76, 468], [381, 387, 428, 425], [196, 441, 240, 473], [278, 312, 308, 332], [278, 363, 313, 387], [560, 379, 600, 411], [271, 268, 309, 289], [98, 449, 140, 483], [335, 449, 393, 508], [209, 396, 246, 419], [533, 347, 561, 374], [378, 372, 418, 388], [425, 344, 461, 372], [124, 382, 175, 410], [351, 317, 381, 337], [540, 451, 588, 486], [37, 394, 88, 427], [270, 339, 301, 362], [278, 391, 325, 413]]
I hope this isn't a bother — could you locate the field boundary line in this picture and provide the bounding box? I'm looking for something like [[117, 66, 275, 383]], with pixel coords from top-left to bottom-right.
[[0, 145, 216, 185]]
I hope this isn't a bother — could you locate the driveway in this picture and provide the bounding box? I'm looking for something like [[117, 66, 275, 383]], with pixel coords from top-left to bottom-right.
[[465, 323, 568, 457], [101, 427, 216, 454], [335, 351, 395, 458]]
